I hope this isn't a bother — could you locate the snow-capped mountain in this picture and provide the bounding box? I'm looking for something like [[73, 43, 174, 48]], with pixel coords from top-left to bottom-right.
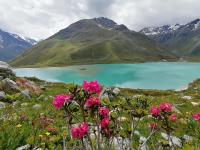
[[140, 18, 200, 57], [0, 29, 37, 62], [140, 24, 182, 36]]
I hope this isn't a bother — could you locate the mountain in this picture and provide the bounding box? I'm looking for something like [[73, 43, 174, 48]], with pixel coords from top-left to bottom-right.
[[0, 29, 37, 62], [140, 19, 200, 59], [11, 17, 176, 67]]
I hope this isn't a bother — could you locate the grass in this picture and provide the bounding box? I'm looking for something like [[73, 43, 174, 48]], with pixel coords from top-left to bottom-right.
[[0, 77, 200, 149]]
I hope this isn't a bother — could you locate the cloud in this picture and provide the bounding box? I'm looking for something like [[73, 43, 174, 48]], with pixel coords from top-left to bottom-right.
[[0, 0, 200, 40]]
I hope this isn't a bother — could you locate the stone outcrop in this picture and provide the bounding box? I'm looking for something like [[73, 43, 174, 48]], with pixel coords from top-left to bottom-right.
[[0, 61, 15, 79]]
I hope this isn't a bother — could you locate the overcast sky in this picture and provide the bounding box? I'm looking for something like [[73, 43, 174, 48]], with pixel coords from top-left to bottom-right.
[[0, 0, 200, 40]]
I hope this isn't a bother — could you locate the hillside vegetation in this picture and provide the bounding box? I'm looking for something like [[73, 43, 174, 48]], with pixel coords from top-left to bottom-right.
[[11, 18, 176, 67]]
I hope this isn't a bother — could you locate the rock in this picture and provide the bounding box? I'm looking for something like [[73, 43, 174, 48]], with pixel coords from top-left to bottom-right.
[[113, 87, 120, 95], [0, 76, 3, 80], [139, 136, 147, 150], [134, 130, 140, 136], [113, 137, 130, 150], [0, 102, 6, 109], [32, 104, 42, 109], [21, 89, 30, 99], [0, 91, 5, 100], [182, 96, 192, 100], [1, 78, 20, 92], [16, 144, 30, 150], [0, 61, 15, 78], [183, 135, 193, 142], [161, 132, 182, 147], [191, 102, 200, 106]]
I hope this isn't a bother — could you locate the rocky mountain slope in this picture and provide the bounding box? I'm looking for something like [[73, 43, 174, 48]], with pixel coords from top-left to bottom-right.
[[0, 29, 37, 62], [140, 19, 200, 59], [11, 17, 176, 67]]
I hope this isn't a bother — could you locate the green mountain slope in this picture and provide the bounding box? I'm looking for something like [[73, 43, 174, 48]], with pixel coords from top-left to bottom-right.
[[11, 17, 176, 67]]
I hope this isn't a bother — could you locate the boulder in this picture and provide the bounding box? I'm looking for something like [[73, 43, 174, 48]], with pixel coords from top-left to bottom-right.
[[1, 78, 20, 92], [32, 104, 42, 110], [16, 144, 30, 150], [0, 61, 15, 78], [161, 132, 182, 147], [0, 91, 5, 100], [183, 135, 193, 142], [0, 102, 6, 109], [113, 87, 120, 95], [21, 89, 30, 99], [182, 96, 192, 100]]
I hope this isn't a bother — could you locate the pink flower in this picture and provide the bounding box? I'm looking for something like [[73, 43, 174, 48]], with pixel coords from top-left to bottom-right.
[[71, 127, 80, 139], [150, 107, 161, 117], [159, 103, 172, 113], [85, 97, 100, 108], [71, 122, 89, 139], [169, 114, 177, 122], [99, 107, 109, 118], [192, 113, 200, 121], [100, 118, 109, 129], [79, 122, 89, 139], [82, 80, 101, 94], [52, 94, 71, 109], [150, 123, 157, 130]]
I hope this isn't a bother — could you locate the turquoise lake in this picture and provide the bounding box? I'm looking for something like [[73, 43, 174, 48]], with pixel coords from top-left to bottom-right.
[[14, 62, 200, 90]]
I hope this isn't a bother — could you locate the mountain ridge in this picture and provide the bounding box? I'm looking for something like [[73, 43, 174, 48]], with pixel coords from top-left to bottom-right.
[[11, 17, 176, 67], [0, 29, 37, 62]]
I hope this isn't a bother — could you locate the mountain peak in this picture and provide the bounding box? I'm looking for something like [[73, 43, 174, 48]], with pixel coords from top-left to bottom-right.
[[92, 17, 117, 29]]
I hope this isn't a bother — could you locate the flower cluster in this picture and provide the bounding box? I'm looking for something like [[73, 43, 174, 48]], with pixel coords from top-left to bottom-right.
[[85, 97, 100, 108], [52, 94, 71, 109], [71, 122, 89, 139], [192, 113, 200, 121], [150, 102, 175, 120], [82, 80, 101, 94]]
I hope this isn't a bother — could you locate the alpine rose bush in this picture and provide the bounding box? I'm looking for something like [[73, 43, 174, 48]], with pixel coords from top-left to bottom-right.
[[71, 122, 89, 139], [169, 114, 177, 122], [82, 80, 101, 94], [52, 94, 71, 109], [85, 97, 100, 108], [150, 107, 160, 117], [100, 118, 109, 129], [159, 102, 172, 113], [52, 81, 190, 149], [192, 113, 200, 121], [99, 107, 109, 118]]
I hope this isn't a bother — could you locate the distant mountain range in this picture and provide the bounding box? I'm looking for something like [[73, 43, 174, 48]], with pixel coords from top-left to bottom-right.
[[6, 17, 200, 67], [140, 19, 200, 60], [11, 17, 176, 67], [0, 29, 37, 62]]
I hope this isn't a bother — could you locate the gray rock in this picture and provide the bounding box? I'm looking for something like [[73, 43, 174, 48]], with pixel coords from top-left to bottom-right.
[[183, 135, 193, 142], [16, 144, 30, 150], [0, 76, 3, 80], [0, 91, 5, 100], [32, 104, 42, 109], [182, 96, 192, 100], [21, 89, 30, 99], [0, 102, 6, 109], [1, 78, 20, 92], [113, 87, 120, 95], [0, 61, 15, 78], [139, 136, 147, 150], [161, 132, 182, 147]]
